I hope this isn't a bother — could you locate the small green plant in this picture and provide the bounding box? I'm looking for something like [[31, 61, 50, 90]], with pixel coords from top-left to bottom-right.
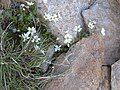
[[0, 1, 56, 89]]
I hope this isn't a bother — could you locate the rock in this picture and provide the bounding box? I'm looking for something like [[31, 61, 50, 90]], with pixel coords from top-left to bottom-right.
[[0, 0, 11, 8], [53, 64, 70, 75], [0, 10, 3, 14], [44, 34, 104, 90], [100, 66, 111, 90], [52, 54, 70, 75], [38, 0, 94, 44], [40, 62, 49, 73], [82, 0, 120, 65], [117, 0, 120, 4], [42, 0, 120, 89], [111, 60, 120, 90], [46, 45, 55, 59]]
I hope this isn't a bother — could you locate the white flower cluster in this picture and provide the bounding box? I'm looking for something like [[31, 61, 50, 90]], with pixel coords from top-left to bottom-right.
[[88, 20, 106, 36], [64, 32, 73, 47], [74, 25, 82, 32], [54, 45, 61, 52], [44, 13, 61, 22], [63, 25, 82, 47], [20, 1, 34, 11], [88, 21, 96, 29], [22, 27, 41, 50]]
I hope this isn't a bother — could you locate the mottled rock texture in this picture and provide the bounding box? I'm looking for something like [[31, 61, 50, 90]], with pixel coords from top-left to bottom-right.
[[38, 0, 120, 64], [1, 0, 120, 90], [38, 0, 95, 44], [117, 0, 120, 4], [82, 0, 120, 65], [0, 0, 11, 8], [42, 0, 120, 90], [44, 34, 104, 90], [111, 60, 120, 90]]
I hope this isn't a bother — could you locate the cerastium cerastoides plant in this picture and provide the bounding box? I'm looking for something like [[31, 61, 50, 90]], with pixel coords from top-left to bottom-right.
[[0, 0, 57, 89]]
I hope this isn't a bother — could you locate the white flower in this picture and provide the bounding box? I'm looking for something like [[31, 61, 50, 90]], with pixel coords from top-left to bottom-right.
[[34, 45, 40, 50], [57, 13, 62, 19], [44, 13, 61, 22], [22, 32, 30, 42], [88, 21, 95, 29], [25, 1, 34, 6], [74, 25, 82, 32], [41, 50, 45, 55], [20, 4, 26, 10], [64, 33, 73, 40], [32, 35, 41, 43], [44, 13, 52, 21], [43, 0, 47, 3], [23, 8, 25, 11], [28, 27, 36, 35], [21, 4, 25, 7], [51, 14, 59, 22], [54, 45, 61, 52], [101, 28, 105, 36], [17, 30, 20, 32], [56, 37, 60, 41], [51, 13, 62, 22], [64, 33, 73, 47]]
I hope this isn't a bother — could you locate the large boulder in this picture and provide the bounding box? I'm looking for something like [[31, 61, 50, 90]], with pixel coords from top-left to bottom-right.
[[82, 0, 120, 65], [43, 0, 120, 90], [38, 0, 120, 64], [38, 0, 94, 44], [44, 34, 104, 90]]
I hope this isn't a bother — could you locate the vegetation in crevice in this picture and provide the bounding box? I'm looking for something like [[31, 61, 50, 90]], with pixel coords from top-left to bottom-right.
[[0, 1, 57, 89]]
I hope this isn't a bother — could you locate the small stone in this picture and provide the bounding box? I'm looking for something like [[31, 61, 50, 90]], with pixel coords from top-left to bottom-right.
[[111, 60, 120, 90], [40, 62, 49, 73]]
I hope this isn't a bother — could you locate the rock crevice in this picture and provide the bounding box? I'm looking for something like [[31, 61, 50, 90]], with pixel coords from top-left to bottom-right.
[[41, 0, 120, 90]]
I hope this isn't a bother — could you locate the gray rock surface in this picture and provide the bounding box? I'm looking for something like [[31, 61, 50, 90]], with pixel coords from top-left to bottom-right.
[[0, 10, 3, 14], [44, 34, 104, 90], [42, 0, 120, 90], [38, 0, 94, 44], [0, 0, 11, 8], [117, 0, 120, 4], [38, 0, 120, 65], [2, 0, 120, 90], [111, 60, 120, 90], [82, 0, 120, 65], [101, 66, 111, 90]]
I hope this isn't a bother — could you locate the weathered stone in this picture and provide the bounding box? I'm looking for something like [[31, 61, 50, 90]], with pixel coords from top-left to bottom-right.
[[100, 66, 111, 90], [111, 60, 120, 90], [38, 0, 94, 44], [117, 0, 120, 4], [39, 0, 120, 90], [52, 53, 70, 75], [0, 9, 3, 14], [0, 0, 11, 8], [44, 34, 104, 90], [53, 64, 70, 75], [46, 45, 55, 59], [40, 62, 49, 73], [82, 0, 120, 65]]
